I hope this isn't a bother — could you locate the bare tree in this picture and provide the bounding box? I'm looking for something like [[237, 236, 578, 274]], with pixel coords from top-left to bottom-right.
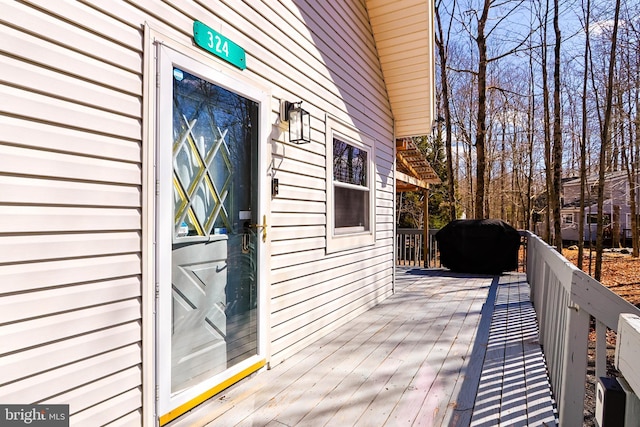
[[527, 17, 537, 231], [595, 0, 622, 281], [472, 0, 491, 219], [549, 0, 564, 251], [577, 0, 592, 269], [435, 0, 457, 221], [620, 2, 640, 257], [458, 0, 532, 219], [538, 0, 553, 243]]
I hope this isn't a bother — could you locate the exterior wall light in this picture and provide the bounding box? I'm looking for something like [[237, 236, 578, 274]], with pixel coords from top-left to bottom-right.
[[282, 100, 311, 144]]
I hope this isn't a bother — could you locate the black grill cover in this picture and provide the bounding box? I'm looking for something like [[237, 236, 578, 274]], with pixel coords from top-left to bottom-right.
[[435, 219, 521, 274]]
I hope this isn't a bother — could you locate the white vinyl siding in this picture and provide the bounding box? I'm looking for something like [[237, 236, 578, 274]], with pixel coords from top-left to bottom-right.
[[258, 2, 395, 362], [0, 1, 143, 425], [1, 0, 397, 424]]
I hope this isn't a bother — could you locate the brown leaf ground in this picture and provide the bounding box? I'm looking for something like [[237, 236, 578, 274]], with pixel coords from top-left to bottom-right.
[[563, 248, 640, 306]]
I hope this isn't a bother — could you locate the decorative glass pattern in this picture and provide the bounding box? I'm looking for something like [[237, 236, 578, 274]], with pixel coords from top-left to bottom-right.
[[172, 68, 257, 238]]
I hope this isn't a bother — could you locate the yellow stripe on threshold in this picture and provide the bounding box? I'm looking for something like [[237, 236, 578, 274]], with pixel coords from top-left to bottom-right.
[[159, 359, 266, 425]]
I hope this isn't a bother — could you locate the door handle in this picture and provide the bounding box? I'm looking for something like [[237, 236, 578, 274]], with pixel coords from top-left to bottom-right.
[[252, 215, 268, 242], [242, 232, 250, 254]]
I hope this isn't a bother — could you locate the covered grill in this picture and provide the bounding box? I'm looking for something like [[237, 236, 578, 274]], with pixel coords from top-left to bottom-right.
[[435, 219, 521, 274]]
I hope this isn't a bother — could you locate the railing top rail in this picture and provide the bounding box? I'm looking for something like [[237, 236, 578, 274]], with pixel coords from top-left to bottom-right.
[[397, 228, 439, 234], [524, 231, 578, 291], [526, 230, 640, 329], [571, 263, 640, 331]]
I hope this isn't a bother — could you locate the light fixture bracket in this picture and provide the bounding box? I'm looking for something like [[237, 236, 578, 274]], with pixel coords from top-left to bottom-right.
[[281, 101, 300, 121]]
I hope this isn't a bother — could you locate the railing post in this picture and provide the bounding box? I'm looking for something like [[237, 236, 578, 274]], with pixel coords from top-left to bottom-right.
[[559, 301, 590, 427], [615, 314, 640, 426], [616, 313, 640, 398]]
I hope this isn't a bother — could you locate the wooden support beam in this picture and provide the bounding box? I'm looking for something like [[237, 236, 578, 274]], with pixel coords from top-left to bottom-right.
[[423, 188, 429, 268], [397, 152, 426, 186], [396, 170, 429, 191]]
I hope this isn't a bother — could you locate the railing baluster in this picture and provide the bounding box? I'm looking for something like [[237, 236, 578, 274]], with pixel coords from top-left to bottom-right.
[[396, 228, 439, 267], [595, 319, 607, 380]]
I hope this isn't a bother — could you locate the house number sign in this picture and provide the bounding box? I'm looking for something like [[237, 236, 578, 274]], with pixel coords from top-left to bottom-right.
[[193, 20, 246, 70]]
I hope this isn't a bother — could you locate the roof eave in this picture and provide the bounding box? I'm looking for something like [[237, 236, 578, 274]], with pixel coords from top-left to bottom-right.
[[365, 0, 436, 138]]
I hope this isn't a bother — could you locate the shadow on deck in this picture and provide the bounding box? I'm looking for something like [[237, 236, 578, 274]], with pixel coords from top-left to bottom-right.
[[170, 268, 557, 427]]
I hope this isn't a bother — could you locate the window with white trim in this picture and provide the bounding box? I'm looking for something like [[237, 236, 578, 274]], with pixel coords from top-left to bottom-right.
[[326, 116, 375, 252], [562, 213, 574, 224]]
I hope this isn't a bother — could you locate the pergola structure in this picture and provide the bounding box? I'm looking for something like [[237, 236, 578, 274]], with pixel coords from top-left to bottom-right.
[[396, 137, 441, 267]]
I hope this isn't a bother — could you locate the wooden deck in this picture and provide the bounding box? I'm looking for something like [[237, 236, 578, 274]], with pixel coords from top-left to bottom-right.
[[470, 274, 557, 426], [169, 269, 557, 427]]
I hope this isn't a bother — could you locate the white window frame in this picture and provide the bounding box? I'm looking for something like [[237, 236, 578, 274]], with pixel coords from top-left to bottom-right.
[[326, 115, 375, 253]]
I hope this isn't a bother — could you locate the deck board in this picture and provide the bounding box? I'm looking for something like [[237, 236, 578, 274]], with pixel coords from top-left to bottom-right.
[[333, 301, 453, 425], [413, 286, 482, 424], [470, 274, 558, 427], [168, 269, 557, 427]]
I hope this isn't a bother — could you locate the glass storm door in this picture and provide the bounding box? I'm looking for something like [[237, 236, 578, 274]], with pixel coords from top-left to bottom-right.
[[156, 45, 266, 421]]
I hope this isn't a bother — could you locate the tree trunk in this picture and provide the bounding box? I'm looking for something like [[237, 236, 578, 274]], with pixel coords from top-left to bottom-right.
[[634, 96, 640, 257], [613, 205, 621, 248], [474, 0, 491, 219], [623, 94, 639, 257], [551, 0, 563, 252], [578, 0, 591, 269], [527, 38, 536, 231], [501, 122, 506, 220], [435, 3, 456, 221], [595, 0, 621, 281], [540, 0, 552, 243]]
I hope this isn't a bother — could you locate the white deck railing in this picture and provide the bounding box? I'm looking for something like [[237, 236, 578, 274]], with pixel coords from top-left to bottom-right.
[[525, 231, 640, 426], [396, 228, 440, 267], [396, 228, 528, 271]]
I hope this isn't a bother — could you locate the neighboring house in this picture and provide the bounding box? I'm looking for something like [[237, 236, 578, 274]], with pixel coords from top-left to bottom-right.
[[560, 171, 639, 244], [0, 1, 436, 425]]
